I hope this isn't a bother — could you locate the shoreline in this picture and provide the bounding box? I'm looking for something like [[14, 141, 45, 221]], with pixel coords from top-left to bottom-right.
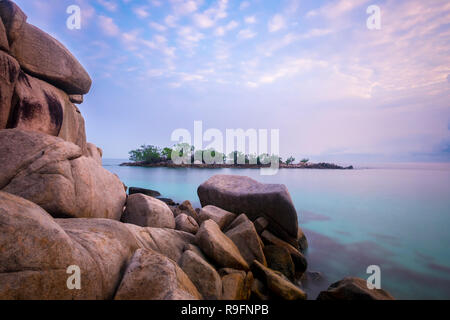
[[120, 162, 354, 170]]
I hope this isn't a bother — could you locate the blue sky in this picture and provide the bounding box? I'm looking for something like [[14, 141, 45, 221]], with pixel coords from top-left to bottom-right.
[[15, 0, 450, 163]]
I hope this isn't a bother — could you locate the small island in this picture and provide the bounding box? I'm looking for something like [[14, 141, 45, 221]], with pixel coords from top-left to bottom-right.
[[120, 144, 354, 170]]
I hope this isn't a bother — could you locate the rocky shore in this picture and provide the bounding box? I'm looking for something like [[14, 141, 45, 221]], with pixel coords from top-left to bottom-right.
[[0, 1, 391, 300]]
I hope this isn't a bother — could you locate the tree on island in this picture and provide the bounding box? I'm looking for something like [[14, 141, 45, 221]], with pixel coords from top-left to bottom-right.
[[300, 158, 309, 164], [285, 156, 296, 165]]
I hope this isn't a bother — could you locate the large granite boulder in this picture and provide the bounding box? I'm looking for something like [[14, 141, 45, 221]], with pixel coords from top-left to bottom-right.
[[125, 224, 195, 264], [225, 214, 267, 267], [122, 193, 175, 229], [10, 22, 91, 94], [180, 250, 222, 300], [0, 51, 19, 129], [0, 129, 126, 220], [251, 261, 307, 300], [114, 249, 202, 300], [0, 0, 27, 43], [196, 220, 249, 271], [198, 175, 299, 244], [0, 191, 139, 299], [317, 277, 395, 300], [8, 71, 87, 152]]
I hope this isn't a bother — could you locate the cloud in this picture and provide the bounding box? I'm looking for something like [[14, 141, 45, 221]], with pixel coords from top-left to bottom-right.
[[240, 1, 250, 10], [133, 7, 150, 19], [150, 21, 167, 32], [214, 20, 239, 36], [165, 15, 178, 28], [306, 0, 370, 19], [244, 16, 256, 24], [97, 0, 118, 12], [98, 15, 120, 36], [193, 0, 229, 29], [193, 13, 215, 28], [268, 14, 286, 32], [169, 0, 200, 16], [237, 28, 257, 40]]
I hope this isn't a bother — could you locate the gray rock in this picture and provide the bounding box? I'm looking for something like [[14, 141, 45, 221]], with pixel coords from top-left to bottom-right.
[[10, 22, 92, 94], [0, 191, 139, 299], [180, 250, 222, 300], [69, 94, 83, 104], [317, 277, 395, 300], [128, 187, 161, 198], [0, 13, 9, 51], [225, 214, 267, 267], [175, 213, 199, 234], [261, 230, 307, 274], [251, 261, 307, 300], [263, 245, 295, 281], [198, 205, 236, 230], [10, 71, 87, 153], [114, 249, 202, 300], [122, 193, 175, 229], [0, 0, 27, 43], [0, 129, 126, 220], [196, 220, 249, 271], [253, 217, 269, 235], [85, 142, 103, 165], [198, 175, 299, 244], [125, 224, 196, 264], [0, 51, 19, 129]]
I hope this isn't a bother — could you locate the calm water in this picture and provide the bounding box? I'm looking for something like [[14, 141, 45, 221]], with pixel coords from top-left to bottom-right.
[[104, 159, 450, 300]]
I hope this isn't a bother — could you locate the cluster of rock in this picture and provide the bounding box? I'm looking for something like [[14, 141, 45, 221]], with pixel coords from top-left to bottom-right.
[[0, 1, 394, 301]]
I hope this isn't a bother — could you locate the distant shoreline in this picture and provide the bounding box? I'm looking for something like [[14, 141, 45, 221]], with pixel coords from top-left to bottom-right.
[[120, 161, 354, 170]]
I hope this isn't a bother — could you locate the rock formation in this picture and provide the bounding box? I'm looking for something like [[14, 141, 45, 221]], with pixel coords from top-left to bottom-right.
[[0, 0, 395, 301]]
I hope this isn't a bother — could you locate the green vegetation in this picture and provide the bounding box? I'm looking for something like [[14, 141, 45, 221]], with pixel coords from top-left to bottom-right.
[[285, 156, 296, 165], [128, 144, 283, 165], [300, 158, 310, 164]]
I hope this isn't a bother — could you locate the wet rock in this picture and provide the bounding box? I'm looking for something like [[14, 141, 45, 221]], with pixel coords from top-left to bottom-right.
[[263, 245, 295, 281], [261, 230, 307, 274], [251, 261, 307, 300], [317, 277, 395, 300]]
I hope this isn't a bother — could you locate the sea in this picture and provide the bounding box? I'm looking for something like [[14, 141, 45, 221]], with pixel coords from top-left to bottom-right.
[[103, 159, 450, 300]]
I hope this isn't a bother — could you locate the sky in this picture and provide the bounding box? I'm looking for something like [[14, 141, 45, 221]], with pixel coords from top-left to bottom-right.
[[15, 0, 450, 163]]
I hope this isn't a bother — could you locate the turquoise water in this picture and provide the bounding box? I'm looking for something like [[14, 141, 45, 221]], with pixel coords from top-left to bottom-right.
[[104, 159, 450, 300]]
